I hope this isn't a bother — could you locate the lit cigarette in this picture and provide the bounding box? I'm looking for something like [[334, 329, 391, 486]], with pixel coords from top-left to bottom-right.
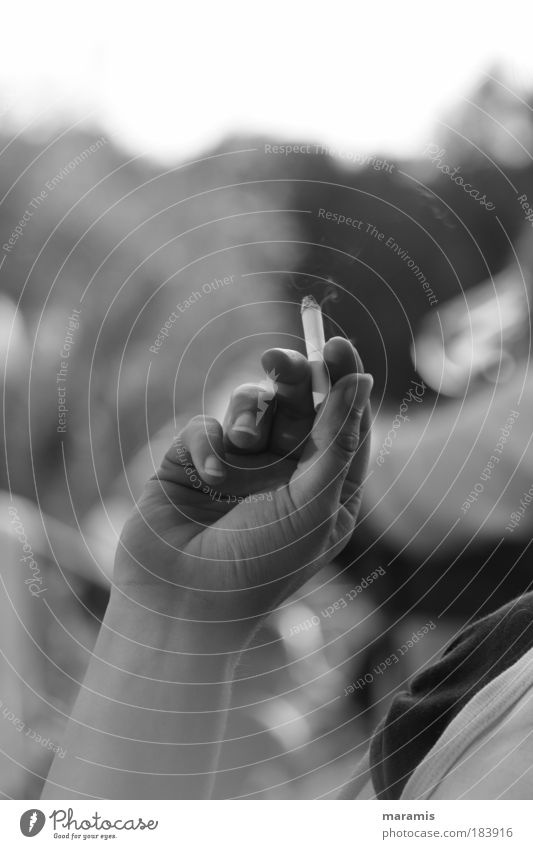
[[301, 295, 330, 409]]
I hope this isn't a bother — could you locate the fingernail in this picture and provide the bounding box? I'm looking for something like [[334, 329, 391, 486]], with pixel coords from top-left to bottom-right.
[[344, 373, 373, 411], [231, 412, 258, 436], [204, 455, 225, 477]]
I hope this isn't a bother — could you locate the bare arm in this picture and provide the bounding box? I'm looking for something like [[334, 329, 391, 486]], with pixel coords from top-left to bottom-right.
[[42, 339, 372, 799], [42, 593, 239, 799]]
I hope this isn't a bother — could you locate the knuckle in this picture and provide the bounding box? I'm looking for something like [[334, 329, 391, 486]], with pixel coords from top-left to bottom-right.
[[229, 383, 261, 407], [188, 414, 220, 439], [353, 348, 364, 373], [169, 433, 191, 467], [189, 414, 210, 427], [231, 382, 259, 397], [202, 414, 220, 429], [333, 425, 360, 455]]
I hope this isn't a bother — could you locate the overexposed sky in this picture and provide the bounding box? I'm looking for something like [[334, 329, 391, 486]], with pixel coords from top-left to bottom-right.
[[1, 0, 533, 162]]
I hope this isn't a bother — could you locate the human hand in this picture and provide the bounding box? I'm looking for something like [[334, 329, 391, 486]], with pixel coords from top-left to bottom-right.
[[114, 337, 373, 648]]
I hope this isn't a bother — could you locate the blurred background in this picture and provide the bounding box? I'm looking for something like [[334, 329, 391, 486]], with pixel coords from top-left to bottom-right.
[[2, 0, 533, 799]]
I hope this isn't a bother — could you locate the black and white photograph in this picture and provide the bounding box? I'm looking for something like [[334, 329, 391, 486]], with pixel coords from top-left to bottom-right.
[[1, 1, 533, 843]]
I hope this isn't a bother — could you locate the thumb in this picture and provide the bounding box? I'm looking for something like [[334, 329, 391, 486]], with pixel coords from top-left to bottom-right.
[[289, 372, 373, 512]]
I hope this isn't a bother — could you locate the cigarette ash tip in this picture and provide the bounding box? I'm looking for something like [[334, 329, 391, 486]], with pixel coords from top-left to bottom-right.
[[301, 294, 320, 313]]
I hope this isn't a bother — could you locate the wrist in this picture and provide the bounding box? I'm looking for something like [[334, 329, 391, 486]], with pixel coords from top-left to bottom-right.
[[104, 587, 256, 670]]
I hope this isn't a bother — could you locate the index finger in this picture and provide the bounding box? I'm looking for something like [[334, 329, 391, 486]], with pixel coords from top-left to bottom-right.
[[261, 347, 314, 456], [261, 338, 365, 457]]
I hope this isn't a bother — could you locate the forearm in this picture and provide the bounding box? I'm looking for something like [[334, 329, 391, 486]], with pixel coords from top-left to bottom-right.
[[41, 593, 241, 799]]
